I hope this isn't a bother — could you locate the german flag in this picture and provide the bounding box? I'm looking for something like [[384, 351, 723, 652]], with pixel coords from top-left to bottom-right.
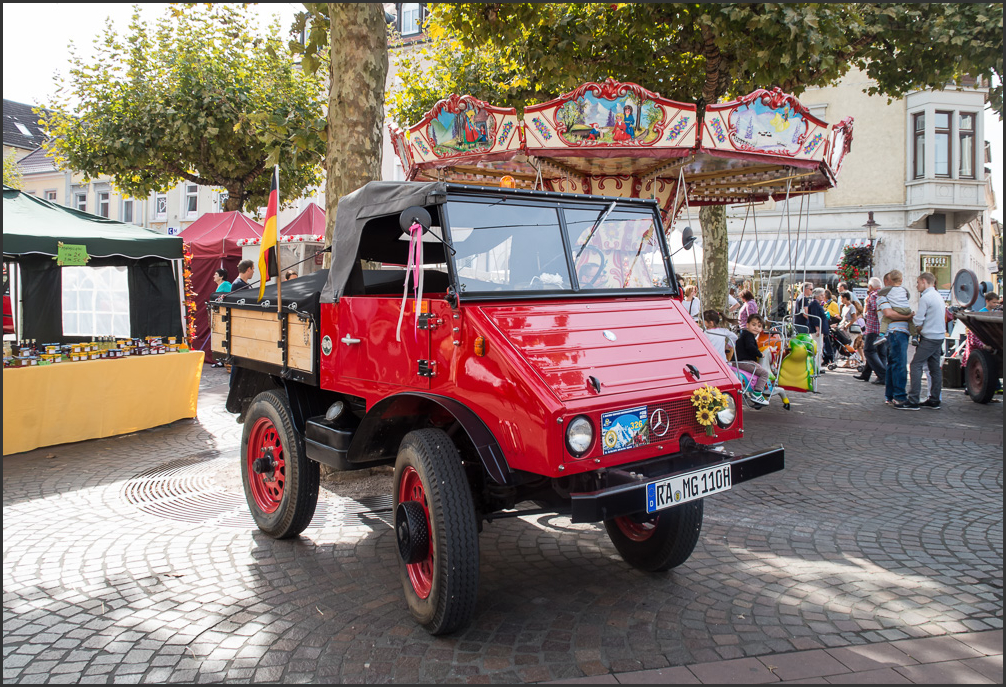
[[257, 166, 279, 301]]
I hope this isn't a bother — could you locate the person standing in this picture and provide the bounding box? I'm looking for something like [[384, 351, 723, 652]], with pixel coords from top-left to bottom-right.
[[905, 272, 946, 409], [683, 285, 702, 320], [737, 289, 758, 329], [231, 260, 254, 291], [855, 276, 887, 384], [878, 270, 916, 408], [212, 268, 231, 296], [837, 281, 862, 308]]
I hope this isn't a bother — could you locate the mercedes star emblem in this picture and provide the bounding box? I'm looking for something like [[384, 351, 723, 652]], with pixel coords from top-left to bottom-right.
[[650, 408, 669, 437]]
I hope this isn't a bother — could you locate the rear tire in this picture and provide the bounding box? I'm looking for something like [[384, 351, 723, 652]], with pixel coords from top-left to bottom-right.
[[966, 349, 998, 404], [604, 499, 703, 572], [394, 429, 479, 635], [241, 390, 319, 538]]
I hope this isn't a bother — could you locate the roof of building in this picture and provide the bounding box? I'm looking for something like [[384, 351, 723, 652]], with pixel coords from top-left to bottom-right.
[[3, 99, 50, 151], [17, 145, 59, 175]]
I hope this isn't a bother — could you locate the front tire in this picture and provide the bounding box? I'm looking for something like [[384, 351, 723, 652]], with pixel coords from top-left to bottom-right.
[[241, 390, 319, 538], [604, 500, 703, 572], [394, 429, 479, 635]]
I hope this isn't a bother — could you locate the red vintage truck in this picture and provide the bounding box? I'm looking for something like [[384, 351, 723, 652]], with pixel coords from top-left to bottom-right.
[[210, 181, 784, 634]]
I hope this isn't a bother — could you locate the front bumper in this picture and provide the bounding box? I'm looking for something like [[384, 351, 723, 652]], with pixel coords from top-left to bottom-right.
[[569, 446, 784, 523]]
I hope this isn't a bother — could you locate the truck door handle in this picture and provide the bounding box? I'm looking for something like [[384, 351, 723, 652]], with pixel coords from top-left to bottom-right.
[[341, 335, 360, 345]]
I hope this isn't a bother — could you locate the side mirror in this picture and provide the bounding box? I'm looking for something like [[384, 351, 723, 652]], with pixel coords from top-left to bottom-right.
[[681, 226, 696, 251], [400, 206, 431, 233]]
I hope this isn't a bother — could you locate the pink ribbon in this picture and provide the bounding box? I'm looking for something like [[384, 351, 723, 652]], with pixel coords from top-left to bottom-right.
[[396, 222, 425, 342]]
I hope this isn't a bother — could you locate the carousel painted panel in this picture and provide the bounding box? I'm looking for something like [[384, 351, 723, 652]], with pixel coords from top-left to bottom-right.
[[523, 79, 697, 155], [828, 117, 854, 177], [396, 94, 521, 170], [702, 88, 831, 165]]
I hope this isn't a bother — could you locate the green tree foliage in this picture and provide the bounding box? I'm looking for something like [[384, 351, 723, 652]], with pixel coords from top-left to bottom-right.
[[3, 151, 24, 190], [388, 3, 1003, 310], [41, 5, 327, 212]]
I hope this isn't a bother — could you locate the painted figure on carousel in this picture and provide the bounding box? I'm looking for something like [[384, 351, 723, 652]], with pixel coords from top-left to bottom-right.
[[623, 105, 636, 138]]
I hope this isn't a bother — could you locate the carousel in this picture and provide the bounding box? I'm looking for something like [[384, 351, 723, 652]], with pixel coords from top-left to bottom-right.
[[390, 79, 855, 407]]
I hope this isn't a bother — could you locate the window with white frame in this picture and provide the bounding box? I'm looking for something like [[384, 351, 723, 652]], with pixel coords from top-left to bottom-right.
[[154, 193, 167, 220], [959, 112, 975, 179], [97, 191, 110, 218], [122, 199, 134, 224], [934, 111, 951, 177], [44, 190, 57, 202], [61, 265, 131, 337], [184, 184, 198, 217], [401, 3, 420, 35], [74, 192, 87, 212], [912, 113, 925, 180]]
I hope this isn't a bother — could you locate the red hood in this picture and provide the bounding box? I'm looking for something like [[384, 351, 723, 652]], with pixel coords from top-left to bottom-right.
[[477, 298, 736, 402]]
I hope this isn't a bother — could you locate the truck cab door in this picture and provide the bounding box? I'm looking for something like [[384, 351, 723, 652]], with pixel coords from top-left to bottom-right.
[[335, 296, 431, 390]]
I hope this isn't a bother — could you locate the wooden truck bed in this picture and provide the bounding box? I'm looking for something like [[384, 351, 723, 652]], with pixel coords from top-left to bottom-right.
[[209, 304, 317, 384]]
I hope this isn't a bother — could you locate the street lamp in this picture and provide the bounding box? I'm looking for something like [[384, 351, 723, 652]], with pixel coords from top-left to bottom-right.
[[862, 211, 880, 280]]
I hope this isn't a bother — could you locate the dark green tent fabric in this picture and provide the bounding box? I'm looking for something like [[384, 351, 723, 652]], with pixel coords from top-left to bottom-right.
[[3, 186, 182, 260]]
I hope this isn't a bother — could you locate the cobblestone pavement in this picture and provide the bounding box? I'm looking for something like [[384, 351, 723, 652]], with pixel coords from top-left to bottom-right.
[[3, 364, 1002, 683]]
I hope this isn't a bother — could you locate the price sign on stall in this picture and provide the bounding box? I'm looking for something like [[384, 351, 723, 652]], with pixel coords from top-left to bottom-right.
[[55, 242, 90, 266]]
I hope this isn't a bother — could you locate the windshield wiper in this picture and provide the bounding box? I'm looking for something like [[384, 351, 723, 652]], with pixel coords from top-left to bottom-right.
[[574, 201, 617, 261]]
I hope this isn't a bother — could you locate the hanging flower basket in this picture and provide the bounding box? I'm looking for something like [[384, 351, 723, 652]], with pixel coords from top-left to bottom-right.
[[835, 243, 873, 286]]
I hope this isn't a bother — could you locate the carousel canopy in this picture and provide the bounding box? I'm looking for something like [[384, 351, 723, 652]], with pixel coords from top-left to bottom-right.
[[390, 80, 853, 228]]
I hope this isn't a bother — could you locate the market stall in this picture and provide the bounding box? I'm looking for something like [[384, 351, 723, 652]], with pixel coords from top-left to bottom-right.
[[3, 187, 203, 456], [3, 351, 202, 455], [177, 212, 264, 353]]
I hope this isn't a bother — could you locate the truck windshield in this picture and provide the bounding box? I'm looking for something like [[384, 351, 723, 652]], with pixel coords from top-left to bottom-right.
[[445, 199, 671, 295]]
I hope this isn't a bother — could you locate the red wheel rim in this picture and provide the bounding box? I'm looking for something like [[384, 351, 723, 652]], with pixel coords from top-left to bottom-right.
[[615, 515, 659, 542], [399, 465, 433, 599], [246, 416, 286, 514]]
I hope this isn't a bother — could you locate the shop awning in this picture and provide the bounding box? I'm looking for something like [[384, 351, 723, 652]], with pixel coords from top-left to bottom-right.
[[3, 186, 183, 260], [727, 237, 867, 273]]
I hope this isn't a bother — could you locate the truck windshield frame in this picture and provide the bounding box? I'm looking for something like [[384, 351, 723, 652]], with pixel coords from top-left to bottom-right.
[[442, 192, 678, 299]]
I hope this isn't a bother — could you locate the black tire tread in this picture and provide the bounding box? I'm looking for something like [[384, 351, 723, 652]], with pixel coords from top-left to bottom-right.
[[396, 428, 479, 635], [604, 499, 703, 572], [241, 389, 319, 539], [967, 350, 998, 404]]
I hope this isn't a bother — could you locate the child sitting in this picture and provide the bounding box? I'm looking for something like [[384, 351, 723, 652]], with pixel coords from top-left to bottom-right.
[[702, 310, 737, 361], [734, 313, 771, 406]]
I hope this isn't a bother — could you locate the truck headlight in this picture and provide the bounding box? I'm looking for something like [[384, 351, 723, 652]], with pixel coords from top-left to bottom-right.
[[566, 416, 593, 456], [715, 393, 737, 428]]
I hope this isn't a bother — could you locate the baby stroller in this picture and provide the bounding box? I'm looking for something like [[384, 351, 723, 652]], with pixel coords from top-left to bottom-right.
[[826, 323, 864, 372]]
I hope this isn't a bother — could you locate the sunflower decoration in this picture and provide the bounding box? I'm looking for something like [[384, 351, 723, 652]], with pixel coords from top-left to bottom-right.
[[690, 384, 727, 436]]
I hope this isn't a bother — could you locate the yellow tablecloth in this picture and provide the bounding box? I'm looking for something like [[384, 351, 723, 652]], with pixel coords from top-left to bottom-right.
[[3, 351, 204, 456]]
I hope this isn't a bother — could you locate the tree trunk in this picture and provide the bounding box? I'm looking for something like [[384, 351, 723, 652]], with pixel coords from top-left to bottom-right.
[[223, 186, 244, 212], [325, 3, 389, 258], [699, 204, 728, 314]]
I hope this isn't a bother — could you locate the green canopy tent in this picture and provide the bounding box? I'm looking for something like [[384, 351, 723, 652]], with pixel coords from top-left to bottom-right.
[[3, 186, 185, 343]]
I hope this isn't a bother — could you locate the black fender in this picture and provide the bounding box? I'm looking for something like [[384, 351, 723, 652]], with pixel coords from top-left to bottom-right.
[[348, 392, 511, 485]]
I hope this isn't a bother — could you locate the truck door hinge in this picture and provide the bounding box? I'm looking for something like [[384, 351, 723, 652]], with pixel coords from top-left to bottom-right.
[[417, 313, 443, 330], [418, 360, 436, 377]]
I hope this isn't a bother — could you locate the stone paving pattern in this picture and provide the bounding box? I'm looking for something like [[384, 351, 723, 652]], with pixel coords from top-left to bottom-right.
[[3, 365, 1002, 683]]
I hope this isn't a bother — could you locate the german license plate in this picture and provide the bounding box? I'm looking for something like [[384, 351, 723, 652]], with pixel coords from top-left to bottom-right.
[[645, 464, 732, 513]]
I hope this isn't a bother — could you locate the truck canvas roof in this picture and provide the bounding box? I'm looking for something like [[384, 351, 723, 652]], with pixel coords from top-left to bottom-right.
[[321, 180, 663, 304]]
